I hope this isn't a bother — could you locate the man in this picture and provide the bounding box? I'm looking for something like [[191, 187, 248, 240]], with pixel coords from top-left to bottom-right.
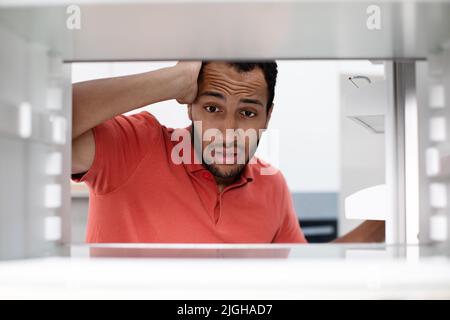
[[72, 61, 384, 243]]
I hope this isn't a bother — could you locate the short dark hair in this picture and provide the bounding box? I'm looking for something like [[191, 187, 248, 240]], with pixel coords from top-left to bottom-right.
[[200, 61, 278, 113]]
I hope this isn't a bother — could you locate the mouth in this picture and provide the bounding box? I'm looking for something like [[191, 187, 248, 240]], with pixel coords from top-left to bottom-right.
[[212, 149, 244, 164]]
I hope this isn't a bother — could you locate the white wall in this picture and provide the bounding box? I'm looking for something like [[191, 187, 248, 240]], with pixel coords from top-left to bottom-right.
[[270, 61, 340, 192], [72, 61, 190, 129]]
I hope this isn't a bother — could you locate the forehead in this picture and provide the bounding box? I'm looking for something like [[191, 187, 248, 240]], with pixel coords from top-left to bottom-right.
[[199, 62, 268, 101]]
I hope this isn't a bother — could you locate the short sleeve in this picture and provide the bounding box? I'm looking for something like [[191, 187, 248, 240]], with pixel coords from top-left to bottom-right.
[[272, 175, 308, 244], [72, 111, 162, 195]]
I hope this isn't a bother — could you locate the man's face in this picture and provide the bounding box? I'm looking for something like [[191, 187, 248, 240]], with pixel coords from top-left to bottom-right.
[[188, 62, 273, 181]]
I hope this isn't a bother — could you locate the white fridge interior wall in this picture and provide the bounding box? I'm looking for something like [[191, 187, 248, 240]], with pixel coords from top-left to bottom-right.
[[0, 9, 72, 259]]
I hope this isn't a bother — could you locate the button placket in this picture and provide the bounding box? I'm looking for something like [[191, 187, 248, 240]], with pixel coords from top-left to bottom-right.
[[195, 170, 220, 224], [213, 188, 221, 224]]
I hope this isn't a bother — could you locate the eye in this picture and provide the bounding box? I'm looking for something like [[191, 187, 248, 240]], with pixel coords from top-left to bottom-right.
[[204, 105, 221, 113], [240, 110, 257, 118]]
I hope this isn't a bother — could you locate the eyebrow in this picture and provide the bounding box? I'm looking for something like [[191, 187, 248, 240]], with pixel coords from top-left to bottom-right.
[[240, 98, 264, 108], [199, 91, 264, 108]]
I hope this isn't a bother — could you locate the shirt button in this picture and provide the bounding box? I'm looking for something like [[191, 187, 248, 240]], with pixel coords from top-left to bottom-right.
[[202, 172, 211, 180]]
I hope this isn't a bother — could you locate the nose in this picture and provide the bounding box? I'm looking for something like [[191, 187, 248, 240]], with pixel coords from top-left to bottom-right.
[[221, 114, 237, 133], [218, 115, 238, 145]]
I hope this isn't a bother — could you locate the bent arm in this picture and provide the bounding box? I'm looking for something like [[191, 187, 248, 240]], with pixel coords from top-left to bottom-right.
[[333, 220, 385, 243]]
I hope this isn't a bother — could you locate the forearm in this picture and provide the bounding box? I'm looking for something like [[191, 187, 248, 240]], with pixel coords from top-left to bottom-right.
[[333, 220, 385, 243], [72, 66, 185, 139]]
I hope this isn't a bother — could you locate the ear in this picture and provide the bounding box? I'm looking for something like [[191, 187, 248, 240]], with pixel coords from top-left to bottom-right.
[[264, 103, 274, 129]]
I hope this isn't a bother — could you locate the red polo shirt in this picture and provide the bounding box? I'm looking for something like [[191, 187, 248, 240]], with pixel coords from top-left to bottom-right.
[[73, 112, 307, 243]]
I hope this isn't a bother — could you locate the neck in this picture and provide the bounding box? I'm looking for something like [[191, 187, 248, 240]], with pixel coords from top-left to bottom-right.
[[214, 176, 237, 193]]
